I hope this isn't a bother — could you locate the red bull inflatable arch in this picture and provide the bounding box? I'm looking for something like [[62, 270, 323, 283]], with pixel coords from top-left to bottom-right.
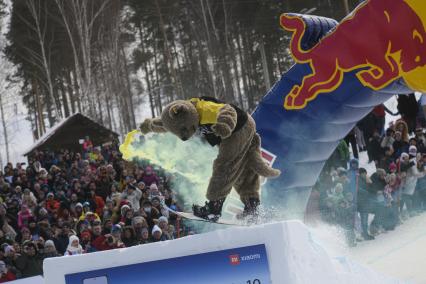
[[254, 0, 426, 216]]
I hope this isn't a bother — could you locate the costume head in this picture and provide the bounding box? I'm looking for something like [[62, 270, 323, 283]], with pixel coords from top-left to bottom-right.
[[160, 100, 199, 141]]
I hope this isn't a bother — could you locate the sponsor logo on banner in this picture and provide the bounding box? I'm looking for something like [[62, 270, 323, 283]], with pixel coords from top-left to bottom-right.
[[261, 148, 277, 166], [229, 253, 262, 266], [260, 148, 277, 185], [280, 0, 426, 110], [229, 254, 241, 265]]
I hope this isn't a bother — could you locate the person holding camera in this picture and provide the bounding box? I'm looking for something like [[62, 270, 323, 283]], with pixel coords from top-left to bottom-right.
[[92, 224, 125, 251], [121, 183, 142, 212], [14, 241, 43, 278]]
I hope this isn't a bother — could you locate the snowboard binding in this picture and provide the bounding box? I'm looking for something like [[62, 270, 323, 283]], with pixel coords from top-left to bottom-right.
[[192, 199, 225, 222], [237, 197, 260, 220]]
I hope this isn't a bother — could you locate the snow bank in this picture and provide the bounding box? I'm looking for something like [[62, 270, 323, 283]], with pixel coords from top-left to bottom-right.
[[43, 221, 402, 284]]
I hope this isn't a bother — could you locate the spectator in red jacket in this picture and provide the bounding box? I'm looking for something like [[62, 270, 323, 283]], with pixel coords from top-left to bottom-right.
[[45, 193, 60, 214], [0, 260, 16, 282]]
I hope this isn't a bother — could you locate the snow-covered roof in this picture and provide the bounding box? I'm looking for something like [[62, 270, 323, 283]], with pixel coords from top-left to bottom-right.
[[23, 113, 118, 156]]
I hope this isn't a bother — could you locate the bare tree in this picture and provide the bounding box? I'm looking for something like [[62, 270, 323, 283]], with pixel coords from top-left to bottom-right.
[[0, 90, 9, 163], [55, 0, 111, 118], [154, 0, 183, 100], [16, 0, 62, 121], [0, 56, 22, 163]]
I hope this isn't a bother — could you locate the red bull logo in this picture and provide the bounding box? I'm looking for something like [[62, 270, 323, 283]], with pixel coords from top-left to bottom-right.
[[281, 0, 426, 110]]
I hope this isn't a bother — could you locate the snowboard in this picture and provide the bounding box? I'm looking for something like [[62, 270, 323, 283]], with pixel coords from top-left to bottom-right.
[[164, 205, 247, 226]]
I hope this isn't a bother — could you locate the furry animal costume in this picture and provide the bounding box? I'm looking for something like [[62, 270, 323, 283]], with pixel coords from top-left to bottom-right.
[[140, 97, 280, 219]]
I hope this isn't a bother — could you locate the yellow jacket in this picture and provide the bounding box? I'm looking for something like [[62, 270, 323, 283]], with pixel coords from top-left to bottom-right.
[[189, 98, 225, 125]]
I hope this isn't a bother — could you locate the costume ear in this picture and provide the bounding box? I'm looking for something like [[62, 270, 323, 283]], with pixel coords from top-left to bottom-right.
[[169, 103, 188, 118], [151, 117, 167, 133]]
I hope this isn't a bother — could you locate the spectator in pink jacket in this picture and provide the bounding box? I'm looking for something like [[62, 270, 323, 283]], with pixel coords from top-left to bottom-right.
[[141, 166, 159, 186], [17, 205, 33, 230]]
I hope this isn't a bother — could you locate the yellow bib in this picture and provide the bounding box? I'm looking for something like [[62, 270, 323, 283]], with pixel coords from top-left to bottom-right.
[[189, 98, 225, 125]]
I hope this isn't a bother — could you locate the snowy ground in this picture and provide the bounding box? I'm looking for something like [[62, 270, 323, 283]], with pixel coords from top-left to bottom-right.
[[309, 140, 426, 284], [309, 212, 426, 284], [350, 213, 426, 284], [309, 210, 426, 284], [352, 150, 426, 284]]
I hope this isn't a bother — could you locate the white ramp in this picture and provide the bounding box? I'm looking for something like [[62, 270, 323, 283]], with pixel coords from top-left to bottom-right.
[[10, 276, 44, 284], [44, 221, 402, 284]]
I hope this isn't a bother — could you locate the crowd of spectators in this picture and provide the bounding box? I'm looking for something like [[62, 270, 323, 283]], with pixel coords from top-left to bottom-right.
[[0, 96, 422, 281], [310, 100, 426, 247], [0, 136, 190, 281]]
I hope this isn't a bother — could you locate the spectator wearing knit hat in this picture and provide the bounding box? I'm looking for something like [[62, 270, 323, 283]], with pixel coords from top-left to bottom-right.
[[139, 227, 150, 244], [3, 245, 20, 278], [122, 209, 134, 226], [151, 225, 167, 242], [22, 188, 37, 211], [45, 193, 60, 214], [73, 202, 84, 217], [409, 145, 418, 158], [158, 216, 169, 233], [43, 240, 59, 258], [64, 235, 83, 256], [148, 183, 162, 200], [132, 216, 147, 241], [120, 204, 131, 222]]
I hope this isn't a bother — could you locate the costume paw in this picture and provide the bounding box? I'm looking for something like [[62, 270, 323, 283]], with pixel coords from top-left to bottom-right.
[[212, 123, 232, 139], [139, 119, 152, 134]]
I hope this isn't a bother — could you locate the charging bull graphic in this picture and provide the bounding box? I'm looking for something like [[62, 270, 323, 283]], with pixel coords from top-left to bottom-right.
[[281, 0, 426, 110]]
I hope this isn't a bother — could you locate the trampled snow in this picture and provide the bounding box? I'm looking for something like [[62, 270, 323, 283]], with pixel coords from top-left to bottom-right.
[[309, 213, 426, 284]]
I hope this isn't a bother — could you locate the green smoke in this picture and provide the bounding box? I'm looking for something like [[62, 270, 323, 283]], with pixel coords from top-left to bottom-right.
[[125, 132, 218, 206]]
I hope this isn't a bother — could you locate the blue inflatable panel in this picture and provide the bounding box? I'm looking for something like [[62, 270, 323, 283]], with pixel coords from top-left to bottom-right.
[[252, 61, 412, 215]]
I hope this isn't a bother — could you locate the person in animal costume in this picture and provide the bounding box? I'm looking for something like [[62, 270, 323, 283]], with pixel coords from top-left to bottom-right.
[[140, 97, 281, 220]]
